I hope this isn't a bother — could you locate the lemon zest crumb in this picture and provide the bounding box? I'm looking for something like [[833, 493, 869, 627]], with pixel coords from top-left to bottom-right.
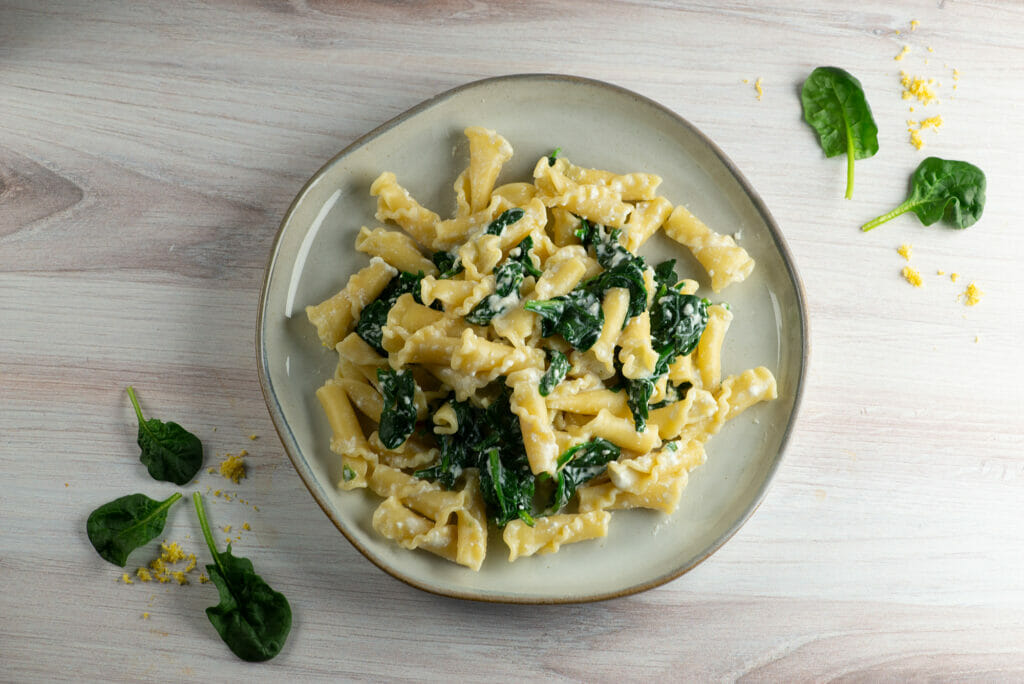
[[142, 612, 150, 620], [951, 272, 960, 283], [963, 282, 983, 306], [910, 19, 920, 31], [223, 525, 232, 533], [754, 77, 764, 101], [199, 573, 210, 584], [895, 45, 911, 61], [136, 568, 153, 582], [897, 243, 913, 260], [219, 453, 247, 484], [901, 71, 939, 105], [249, 434, 258, 441], [121, 573, 134, 585], [937, 269, 946, 276], [243, 522, 251, 531], [172, 571, 189, 586], [902, 266, 923, 287]]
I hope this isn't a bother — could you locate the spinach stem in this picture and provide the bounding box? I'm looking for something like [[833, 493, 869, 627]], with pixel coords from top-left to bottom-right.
[[126, 385, 145, 424], [193, 491, 227, 578], [844, 127, 855, 200], [860, 200, 916, 232]]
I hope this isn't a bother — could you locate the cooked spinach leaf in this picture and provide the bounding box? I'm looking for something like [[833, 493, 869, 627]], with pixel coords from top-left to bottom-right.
[[377, 368, 417, 449], [485, 208, 525, 236], [464, 236, 540, 326], [649, 381, 691, 410], [508, 235, 542, 278], [538, 349, 570, 397], [127, 386, 203, 486], [193, 493, 291, 662], [355, 271, 424, 354], [547, 147, 561, 166], [801, 66, 879, 199], [86, 492, 182, 566], [524, 288, 604, 351], [625, 377, 656, 432], [550, 438, 620, 511], [861, 157, 986, 232], [579, 223, 648, 319], [653, 259, 681, 291], [416, 386, 536, 526], [574, 216, 598, 247], [649, 291, 708, 358], [480, 447, 536, 527], [431, 250, 463, 278]]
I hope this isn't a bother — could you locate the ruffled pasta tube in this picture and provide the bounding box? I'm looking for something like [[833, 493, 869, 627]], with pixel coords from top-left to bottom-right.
[[663, 205, 754, 292], [356, 226, 437, 276], [370, 172, 441, 248], [306, 257, 397, 348], [502, 511, 611, 561], [695, 304, 734, 390], [315, 380, 376, 490], [508, 367, 559, 476]]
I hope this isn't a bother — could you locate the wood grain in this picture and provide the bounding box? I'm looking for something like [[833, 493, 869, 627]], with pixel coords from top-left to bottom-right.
[[2, 0, 1023, 680]]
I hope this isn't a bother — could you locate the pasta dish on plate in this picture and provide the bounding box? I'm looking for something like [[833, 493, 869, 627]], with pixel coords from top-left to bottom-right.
[[305, 127, 777, 570]]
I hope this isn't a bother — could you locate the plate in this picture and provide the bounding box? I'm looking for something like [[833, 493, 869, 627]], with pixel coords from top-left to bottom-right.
[[256, 74, 808, 603]]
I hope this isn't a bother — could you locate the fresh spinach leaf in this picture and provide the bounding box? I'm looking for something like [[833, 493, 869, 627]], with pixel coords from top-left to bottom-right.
[[431, 250, 463, 278], [377, 368, 417, 449], [355, 271, 424, 354], [801, 66, 879, 199], [86, 492, 182, 566], [193, 493, 291, 662], [485, 208, 525, 236], [550, 438, 620, 511], [538, 350, 570, 397], [127, 386, 203, 486], [547, 147, 561, 166], [861, 157, 986, 232], [524, 288, 604, 351]]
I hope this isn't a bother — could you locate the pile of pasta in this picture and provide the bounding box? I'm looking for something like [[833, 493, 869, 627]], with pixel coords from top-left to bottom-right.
[[307, 127, 777, 571]]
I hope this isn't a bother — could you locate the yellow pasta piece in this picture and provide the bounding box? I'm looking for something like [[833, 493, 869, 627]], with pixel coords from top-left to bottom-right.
[[618, 312, 659, 379], [508, 367, 559, 475], [315, 380, 376, 490], [571, 409, 661, 454], [545, 388, 630, 418], [381, 293, 448, 354], [459, 126, 514, 215], [647, 388, 718, 441], [584, 287, 630, 379], [306, 257, 397, 348], [502, 511, 611, 561], [554, 157, 663, 201], [621, 197, 673, 252], [714, 366, 778, 425], [370, 172, 441, 248], [695, 304, 733, 390], [663, 205, 754, 292], [355, 226, 437, 275], [580, 441, 706, 514]]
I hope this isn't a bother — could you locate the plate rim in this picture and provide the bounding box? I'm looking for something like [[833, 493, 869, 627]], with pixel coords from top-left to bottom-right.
[[255, 72, 810, 604]]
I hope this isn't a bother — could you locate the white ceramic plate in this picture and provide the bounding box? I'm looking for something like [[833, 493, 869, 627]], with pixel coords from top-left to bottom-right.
[[257, 74, 808, 603]]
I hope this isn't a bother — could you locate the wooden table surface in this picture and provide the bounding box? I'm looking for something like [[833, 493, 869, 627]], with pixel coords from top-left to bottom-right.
[[3, 1, 1022, 680]]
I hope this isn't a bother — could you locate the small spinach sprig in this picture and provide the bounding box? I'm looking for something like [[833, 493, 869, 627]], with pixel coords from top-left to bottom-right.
[[193, 492, 292, 662], [431, 251, 462, 278], [355, 271, 425, 354], [861, 157, 986, 232], [801, 66, 879, 200], [524, 288, 604, 351], [127, 386, 203, 486], [86, 492, 182, 566], [377, 368, 418, 449]]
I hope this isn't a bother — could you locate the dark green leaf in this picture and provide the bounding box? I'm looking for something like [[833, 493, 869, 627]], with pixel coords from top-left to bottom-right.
[[861, 157, 986, 232], [431, 251, 463, 278], [625, 377, 656, 432], [538, 350, 570, 397], [649, 292, 708, 358], [485, 208, 525, 236], [465, 260, 525, 325], [649, 381, 691, 410], [355, 271, 424, 354], [524, 288, 604, 351], [480, 447, 536, 527], [127, 386, 203, 486], [801, 66, 879, 199], [194, 493, 291, 662], [508, 235, 542, 278], [582, 224, 648, 319], [377, 368, 417, 449], [550, 438, 620, 511], [86, 492, 182, 566], [547, 147, 561, 166]]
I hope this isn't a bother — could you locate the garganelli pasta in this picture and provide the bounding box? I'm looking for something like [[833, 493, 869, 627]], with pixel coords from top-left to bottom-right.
[[307, 127, 776, 570]]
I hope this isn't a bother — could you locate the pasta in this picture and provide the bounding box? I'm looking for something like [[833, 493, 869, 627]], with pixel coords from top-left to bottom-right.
[[307, 127, 776, 569]]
